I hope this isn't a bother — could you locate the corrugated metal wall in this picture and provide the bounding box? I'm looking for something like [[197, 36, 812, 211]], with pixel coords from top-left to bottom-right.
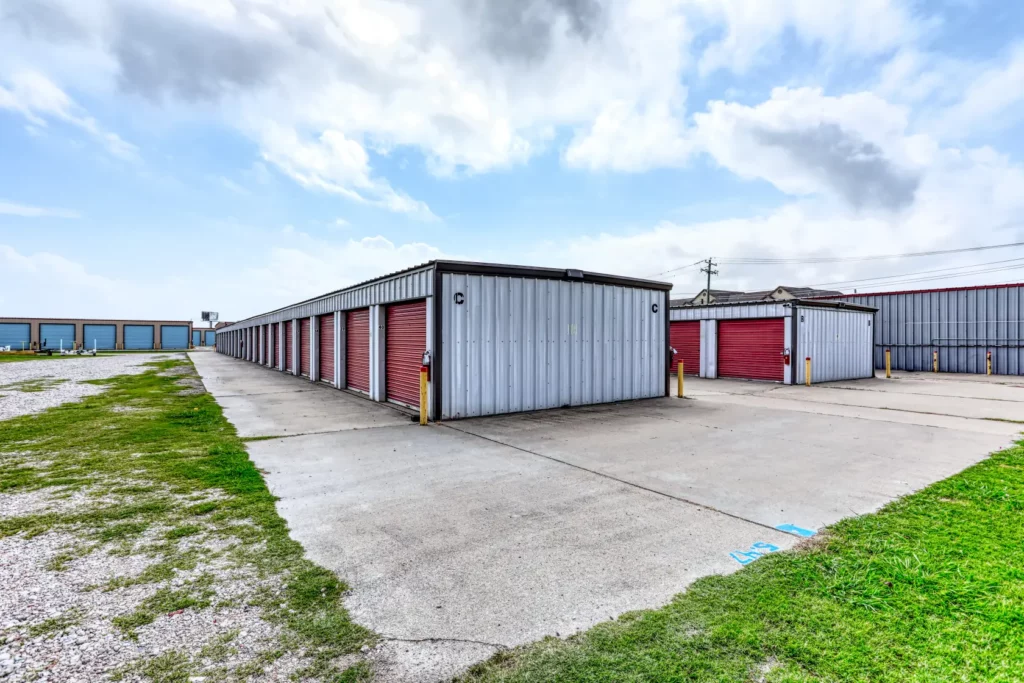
[[671, 302, 789, 321], [795, 308, 874, 383], [831, 285, 1023, 375], [440, 273, 667, 419]]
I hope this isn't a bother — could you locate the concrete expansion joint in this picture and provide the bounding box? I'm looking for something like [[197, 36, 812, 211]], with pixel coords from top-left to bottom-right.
[[439, 423, 790, 539], [380, 635, 508, 650]]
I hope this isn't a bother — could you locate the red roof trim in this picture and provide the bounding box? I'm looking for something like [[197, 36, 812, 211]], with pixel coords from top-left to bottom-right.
[[809, 282, 1024, 299]]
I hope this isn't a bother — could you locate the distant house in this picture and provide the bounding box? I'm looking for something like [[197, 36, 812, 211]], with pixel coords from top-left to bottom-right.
[[674, 285, 844, 306]]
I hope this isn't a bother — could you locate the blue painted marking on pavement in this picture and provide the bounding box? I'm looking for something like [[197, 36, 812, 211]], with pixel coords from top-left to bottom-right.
[[729, 542, 781, 566], [775, 524, 817, 538]]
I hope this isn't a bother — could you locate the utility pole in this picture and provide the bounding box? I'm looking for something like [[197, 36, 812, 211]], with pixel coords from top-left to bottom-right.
[[700, 258, 718, 303]]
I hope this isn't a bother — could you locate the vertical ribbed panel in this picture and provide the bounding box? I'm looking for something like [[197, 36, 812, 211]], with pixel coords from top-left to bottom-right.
[[319, 314, 335, 384], [284, 321, 293, 373], [718, 319, 785, 381], [441, 274, 666, 419], [796, 308, 874, 384], [834, 285, 1022, 374], [299, 318, 311, 377], [347, 309, 370, 392], [669, 321, 700, 375]]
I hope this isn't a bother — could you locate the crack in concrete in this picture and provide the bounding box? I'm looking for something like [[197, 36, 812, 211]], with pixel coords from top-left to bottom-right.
[[381, 635, 508, 650]]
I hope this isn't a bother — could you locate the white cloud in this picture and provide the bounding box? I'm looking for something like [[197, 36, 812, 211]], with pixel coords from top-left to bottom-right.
[[924, 43, 1024, 140], [684, 0, 927, 76], [0, 199, 80, 218], [564, 99, 693, 171], [256, 123, 436, 220], [692, 87, 928, 210], [0, 70, 137, 159], [542, 86, 1024, 294], [0, 233, 452, 320]]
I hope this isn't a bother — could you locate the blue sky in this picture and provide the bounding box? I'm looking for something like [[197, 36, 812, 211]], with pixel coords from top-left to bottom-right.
[[1, 0, 1023, 322]]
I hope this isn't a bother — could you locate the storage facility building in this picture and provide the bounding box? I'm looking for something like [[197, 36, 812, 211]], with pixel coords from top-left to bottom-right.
[[813, 283, 1023, 376], [216, 261, 672, 420], [669, 300, 876, 384], [0, 318, 196, 351]]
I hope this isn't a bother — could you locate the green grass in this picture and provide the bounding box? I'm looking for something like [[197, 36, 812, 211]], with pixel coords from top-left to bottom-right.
[[0, 378, 68, 392], [27, 608, 83, 638], [462, 439, 1024, 683], [0, 358, 373, 679]]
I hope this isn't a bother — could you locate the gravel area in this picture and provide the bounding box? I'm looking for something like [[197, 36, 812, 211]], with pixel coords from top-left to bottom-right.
[[0, 508, 308, 682], [0, 354, 370, 682], [0, 355, 183, 422]]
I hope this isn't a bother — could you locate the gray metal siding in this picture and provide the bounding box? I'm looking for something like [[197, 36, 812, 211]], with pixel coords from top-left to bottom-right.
[[795, 308, 874, 384], [0, 323, 31, 350], [834, 285, 1023, 375], [84, 324, 116, 350], [671, 302, 789, 321], [440, 273, 666, 419], [40, 324, 75, 349], [220, 267, 434, 332]]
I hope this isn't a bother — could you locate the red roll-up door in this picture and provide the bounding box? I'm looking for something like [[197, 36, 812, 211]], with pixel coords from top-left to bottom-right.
[[670, 321, 700, 375], [386, 301, 426, 407], [718, 318, 785, 381], [299, 318, 311, 377], [275, 323, 281, 368], [346, 309, 370, 393], [319, 313, 335, 385], [285, 321, 293, 374]]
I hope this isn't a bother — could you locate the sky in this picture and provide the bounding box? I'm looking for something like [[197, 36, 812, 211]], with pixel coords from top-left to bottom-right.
[[1, 0, 1024, 322]]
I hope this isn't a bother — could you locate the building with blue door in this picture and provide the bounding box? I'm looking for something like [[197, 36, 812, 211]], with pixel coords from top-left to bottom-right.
[[192, 330, 202, 347], [0, 318, 194, 351], [205, 330, 217, 346], [40, 324, 76, 350], [83, 324, 117, 350], [124, 325, 155, 349], [0, 323, 31, 350], [161, 325, 189, 349]]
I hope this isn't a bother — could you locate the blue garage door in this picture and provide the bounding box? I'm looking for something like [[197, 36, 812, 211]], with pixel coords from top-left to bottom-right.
[[124, 325, 154, 350], [205, 330, 216, 346], [83, 324, 116, 350], [192, 330, 202, 347], [40, 324, 75, 349], [0, 323, 31, 350], [161, 325, 189, 349]]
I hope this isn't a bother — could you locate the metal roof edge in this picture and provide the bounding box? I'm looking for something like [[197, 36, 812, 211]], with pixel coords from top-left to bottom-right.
[[434, 260, 673, 291], [669, 299, 877, 313], [222, 261, 438, 331], [222, 260, 673, 332]]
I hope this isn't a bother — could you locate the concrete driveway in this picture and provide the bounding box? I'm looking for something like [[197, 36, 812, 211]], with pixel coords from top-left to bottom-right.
[[190, 353, 1022, 682]]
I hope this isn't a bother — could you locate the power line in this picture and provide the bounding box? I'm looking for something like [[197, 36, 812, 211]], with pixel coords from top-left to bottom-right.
[[812, 264, 1024, 290], [717, 239, 1024, 265], [645, 259, 705, 278], [808, 257, 1024, 288]]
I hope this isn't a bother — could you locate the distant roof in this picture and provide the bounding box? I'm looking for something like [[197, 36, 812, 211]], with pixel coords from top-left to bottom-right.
[[775, 286, 844, 298], [672, 285, 847, 307]]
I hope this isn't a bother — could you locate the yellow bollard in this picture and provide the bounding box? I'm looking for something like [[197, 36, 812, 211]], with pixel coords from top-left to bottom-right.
[[885, 348, 891, 379], [933, 350, 938, 373], [805, 357, 811, 386], [987, 351, 993, 376], [419, 367, 429, 425], [677, 361, 684, 397]]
